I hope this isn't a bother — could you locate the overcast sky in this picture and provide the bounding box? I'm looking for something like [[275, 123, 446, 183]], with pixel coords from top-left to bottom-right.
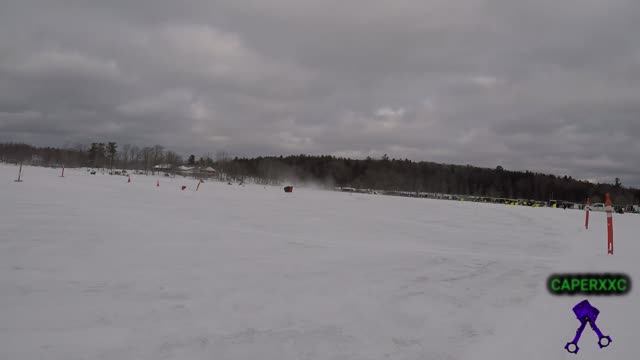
[[1, 0, 639, 185]]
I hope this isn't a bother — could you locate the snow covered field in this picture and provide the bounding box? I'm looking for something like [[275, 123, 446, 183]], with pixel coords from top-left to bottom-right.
[[1, 164, 638, 360]]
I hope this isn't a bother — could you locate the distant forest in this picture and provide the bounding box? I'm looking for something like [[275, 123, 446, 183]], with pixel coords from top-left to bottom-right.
[[1, 142, 639, 205]]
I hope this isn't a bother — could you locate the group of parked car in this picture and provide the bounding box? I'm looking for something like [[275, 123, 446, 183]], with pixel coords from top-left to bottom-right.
[[589, 203, 639, 214], [86, 168, 129, 176], [336, 187, 640, 214]]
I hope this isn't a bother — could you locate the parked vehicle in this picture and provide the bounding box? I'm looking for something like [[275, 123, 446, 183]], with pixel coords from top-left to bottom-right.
[[590, 203, 606, 212]]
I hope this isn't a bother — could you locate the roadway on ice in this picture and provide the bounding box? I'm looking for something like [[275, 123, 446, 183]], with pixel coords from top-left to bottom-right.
[[1, 164, 638, 359]]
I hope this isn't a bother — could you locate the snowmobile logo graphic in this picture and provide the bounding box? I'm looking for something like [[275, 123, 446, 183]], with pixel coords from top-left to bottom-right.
[[565, 300, 612, 354]]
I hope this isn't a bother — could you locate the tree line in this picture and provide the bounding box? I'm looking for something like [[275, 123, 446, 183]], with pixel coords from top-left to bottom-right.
[[1, 142, 638, 204], [219, 155, 640, 204], [0, 142, 215, 175]]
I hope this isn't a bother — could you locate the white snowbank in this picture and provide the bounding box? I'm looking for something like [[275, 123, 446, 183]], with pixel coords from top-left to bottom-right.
[[0, 164, 638, 359]]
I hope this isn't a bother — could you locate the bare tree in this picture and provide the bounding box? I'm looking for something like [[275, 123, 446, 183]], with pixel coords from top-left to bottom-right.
[[107, 142, 117, 173], [130, 145, 140, 170], [165, 151, 181, 167], [74, 143, 87, 153], [141, 146, 153, 174], [71, 143, 88, 166], [216, 151, 230, 162], [152, 145, 165, 170], [97, 143, 106, 170], [121, 144, 131, 169], [88, 143, 102, 168]]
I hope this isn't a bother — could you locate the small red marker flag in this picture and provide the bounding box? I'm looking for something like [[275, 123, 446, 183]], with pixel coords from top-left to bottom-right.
[[605, 193, 613, 255], [585, 198, 590, 230]]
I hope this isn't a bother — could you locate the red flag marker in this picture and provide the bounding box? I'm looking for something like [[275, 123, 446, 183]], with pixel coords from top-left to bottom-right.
[[157, 179, 160, 187], [128, 175, 131, 183], [605, 193, 613, 254], [60, 164, 65, 177], [585, 198, 590, 230]]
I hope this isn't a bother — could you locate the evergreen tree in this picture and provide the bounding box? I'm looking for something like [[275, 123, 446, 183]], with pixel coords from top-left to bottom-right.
[[97, 143, 106, 169], [88, 143, 99, 167], [107, 142, 117, 172], [2, 142, 640, 206]]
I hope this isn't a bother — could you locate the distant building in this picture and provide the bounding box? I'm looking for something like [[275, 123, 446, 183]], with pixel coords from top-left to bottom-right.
[[200, 166, 218, 178], [177, 166, 196, 174], [30, 154, 43, 165]]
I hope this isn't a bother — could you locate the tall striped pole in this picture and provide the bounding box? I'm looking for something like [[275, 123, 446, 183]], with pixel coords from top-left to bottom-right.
[[585, 198, 590, 229], [605, 193, 613, 255]]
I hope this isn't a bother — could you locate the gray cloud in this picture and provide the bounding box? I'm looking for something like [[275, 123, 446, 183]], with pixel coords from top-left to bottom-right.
[[1, 0, 639, 185]]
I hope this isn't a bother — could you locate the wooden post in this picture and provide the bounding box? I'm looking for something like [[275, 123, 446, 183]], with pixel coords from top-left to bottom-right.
[[15, 162, 23, 182]]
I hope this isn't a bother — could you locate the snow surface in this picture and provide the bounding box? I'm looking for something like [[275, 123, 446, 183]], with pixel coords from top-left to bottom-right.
[[1, 164, 638, 360]]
